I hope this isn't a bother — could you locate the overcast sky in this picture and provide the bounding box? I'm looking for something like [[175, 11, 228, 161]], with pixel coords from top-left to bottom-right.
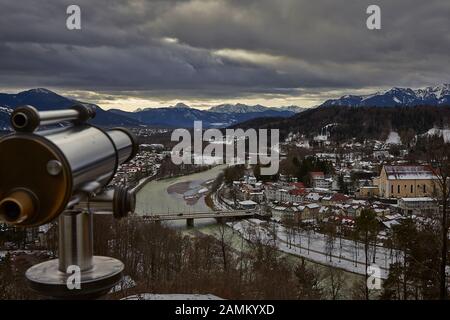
[[0, 0, 449, 110]]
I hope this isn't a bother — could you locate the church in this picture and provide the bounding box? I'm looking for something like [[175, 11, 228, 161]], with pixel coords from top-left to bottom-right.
[[374, 165, 437, 199]]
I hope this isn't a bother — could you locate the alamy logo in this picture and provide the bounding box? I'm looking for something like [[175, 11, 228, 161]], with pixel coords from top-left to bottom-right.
[[367, 264, 382, 290], [171, 121, 280, 175], [66, 265, 81, 290], [66, 5, 81, 30], [366, 5, 381, 30]]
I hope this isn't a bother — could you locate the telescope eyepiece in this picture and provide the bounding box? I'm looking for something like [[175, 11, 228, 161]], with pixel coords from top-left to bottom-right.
[[12, 112, 28, 128], [72, 104, 96, 123], [11, 106, 40, 132], [0, 189, 38, 224], [1, 201, 21, 220], [113, 186, 136, 219]]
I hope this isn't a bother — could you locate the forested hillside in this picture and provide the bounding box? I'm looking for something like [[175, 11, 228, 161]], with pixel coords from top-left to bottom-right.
[[234, 106, 450, 142]]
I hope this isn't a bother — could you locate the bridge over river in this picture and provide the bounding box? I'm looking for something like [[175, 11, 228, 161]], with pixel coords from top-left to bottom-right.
[[142, 210, 267, 227]]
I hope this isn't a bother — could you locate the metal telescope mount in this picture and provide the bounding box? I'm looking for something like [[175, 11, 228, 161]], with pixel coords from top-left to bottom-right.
[[0, 105, 138, 299]]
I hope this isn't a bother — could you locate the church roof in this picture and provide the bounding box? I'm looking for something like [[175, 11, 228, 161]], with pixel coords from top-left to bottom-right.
[[384, 165, 435, 180]]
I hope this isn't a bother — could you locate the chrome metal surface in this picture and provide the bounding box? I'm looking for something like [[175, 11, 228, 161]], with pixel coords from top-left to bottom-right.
[[3, 105, 136, 298], [12, 112, 28, 129], [0, 123, 136, 226], [26, 256, 124, 299], [75, 187, 136, 218], [107, 129, 135, 164], [11, 105, 96, 132], [40, 125, 118, 189], [82, 189, 115, 213], [58, 211, 93, 272], [39, 109, 80, 125], [46, 160, 63, 176], [38, 125, 135, 191]]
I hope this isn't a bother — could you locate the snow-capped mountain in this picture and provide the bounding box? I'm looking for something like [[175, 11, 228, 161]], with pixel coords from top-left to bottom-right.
[[111, 103, 298, 128], [278, 105, 306, 113], [209, 104, 269, 113], [209, 103, 304, 114], [0, 89, 302, 129], [322, 84, 450, 107], [0, 106, 13, 130]]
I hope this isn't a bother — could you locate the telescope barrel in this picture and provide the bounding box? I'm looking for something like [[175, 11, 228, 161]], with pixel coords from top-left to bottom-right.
[[0, 109, 138, 226], [107, 128, 139, 164], [42, 126, 137, 191], [11, 105, 96, 132], [4, 105, 138, 299]]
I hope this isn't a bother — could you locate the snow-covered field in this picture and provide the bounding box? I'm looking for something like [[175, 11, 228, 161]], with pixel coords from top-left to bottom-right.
[[228, 219, 402, 279]]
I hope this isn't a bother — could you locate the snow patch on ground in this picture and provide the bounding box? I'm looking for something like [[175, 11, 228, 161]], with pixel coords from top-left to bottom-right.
[[386, 131, 401, 145], [228, 219, 402, 279], [423, 128, 450, 143]]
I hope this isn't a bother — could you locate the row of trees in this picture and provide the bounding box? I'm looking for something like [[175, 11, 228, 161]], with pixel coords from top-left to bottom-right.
[[425, 136, 450, 299], [0, 253, 37, 299], [281, 205, 447, 300], [404, 134, 450, 299], [282, 208, 381, 300], [92, 215, 331, 300], [382, 218, 441, 299], [0, 224, 27, 249]]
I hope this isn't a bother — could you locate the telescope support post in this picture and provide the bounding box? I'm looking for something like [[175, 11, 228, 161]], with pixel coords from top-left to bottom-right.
[[25, 210, 124, 299], [58, 210, 94, 273]]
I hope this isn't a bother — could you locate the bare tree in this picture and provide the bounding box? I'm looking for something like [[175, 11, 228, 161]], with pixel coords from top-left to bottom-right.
[[355, 208, 378, 300], [326, 267, 345, 300], [294, 258, 323, 299], [324, 222, 337, 262], [426, 135, 450, 299], [216, 222, 230, 271]]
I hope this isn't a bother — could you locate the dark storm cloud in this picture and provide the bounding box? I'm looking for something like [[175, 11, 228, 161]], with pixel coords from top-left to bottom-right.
[[0, 0, 449, 100]]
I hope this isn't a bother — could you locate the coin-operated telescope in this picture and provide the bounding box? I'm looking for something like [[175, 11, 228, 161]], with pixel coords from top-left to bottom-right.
[[0, 105, 138, 299]]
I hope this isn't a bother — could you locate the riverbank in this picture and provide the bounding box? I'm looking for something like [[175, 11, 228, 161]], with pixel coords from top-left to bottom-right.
[[135, 164, 227, 216], [188, 223, 367, 299], [134, 164, 381, 298]]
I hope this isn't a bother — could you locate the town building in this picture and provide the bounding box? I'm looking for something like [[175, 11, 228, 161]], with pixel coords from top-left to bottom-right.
[[375, 165, 437, 199], [239, 200, 257, 210], [357, 186, 380, 198], [398, 197, 439, 217], [310, 172, 333, 190]]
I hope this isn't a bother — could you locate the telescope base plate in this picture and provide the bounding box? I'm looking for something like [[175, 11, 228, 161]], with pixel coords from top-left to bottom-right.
[[25, 256, 124, 299]]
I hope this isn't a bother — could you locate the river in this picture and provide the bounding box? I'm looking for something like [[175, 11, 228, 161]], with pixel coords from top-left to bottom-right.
[[135, 164, 365, 298], [135, 165, 227, 228]]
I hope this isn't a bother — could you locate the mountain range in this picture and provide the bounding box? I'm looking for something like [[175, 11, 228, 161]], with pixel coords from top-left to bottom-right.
[[1, 84, 449, 131], [110, 103, 302, 128], [232, 84, 450, 142], [321, 84, 450, 107], [0, 89, 301, 130], [208, 103, 305, 114], [0, 88, 142, 128]]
